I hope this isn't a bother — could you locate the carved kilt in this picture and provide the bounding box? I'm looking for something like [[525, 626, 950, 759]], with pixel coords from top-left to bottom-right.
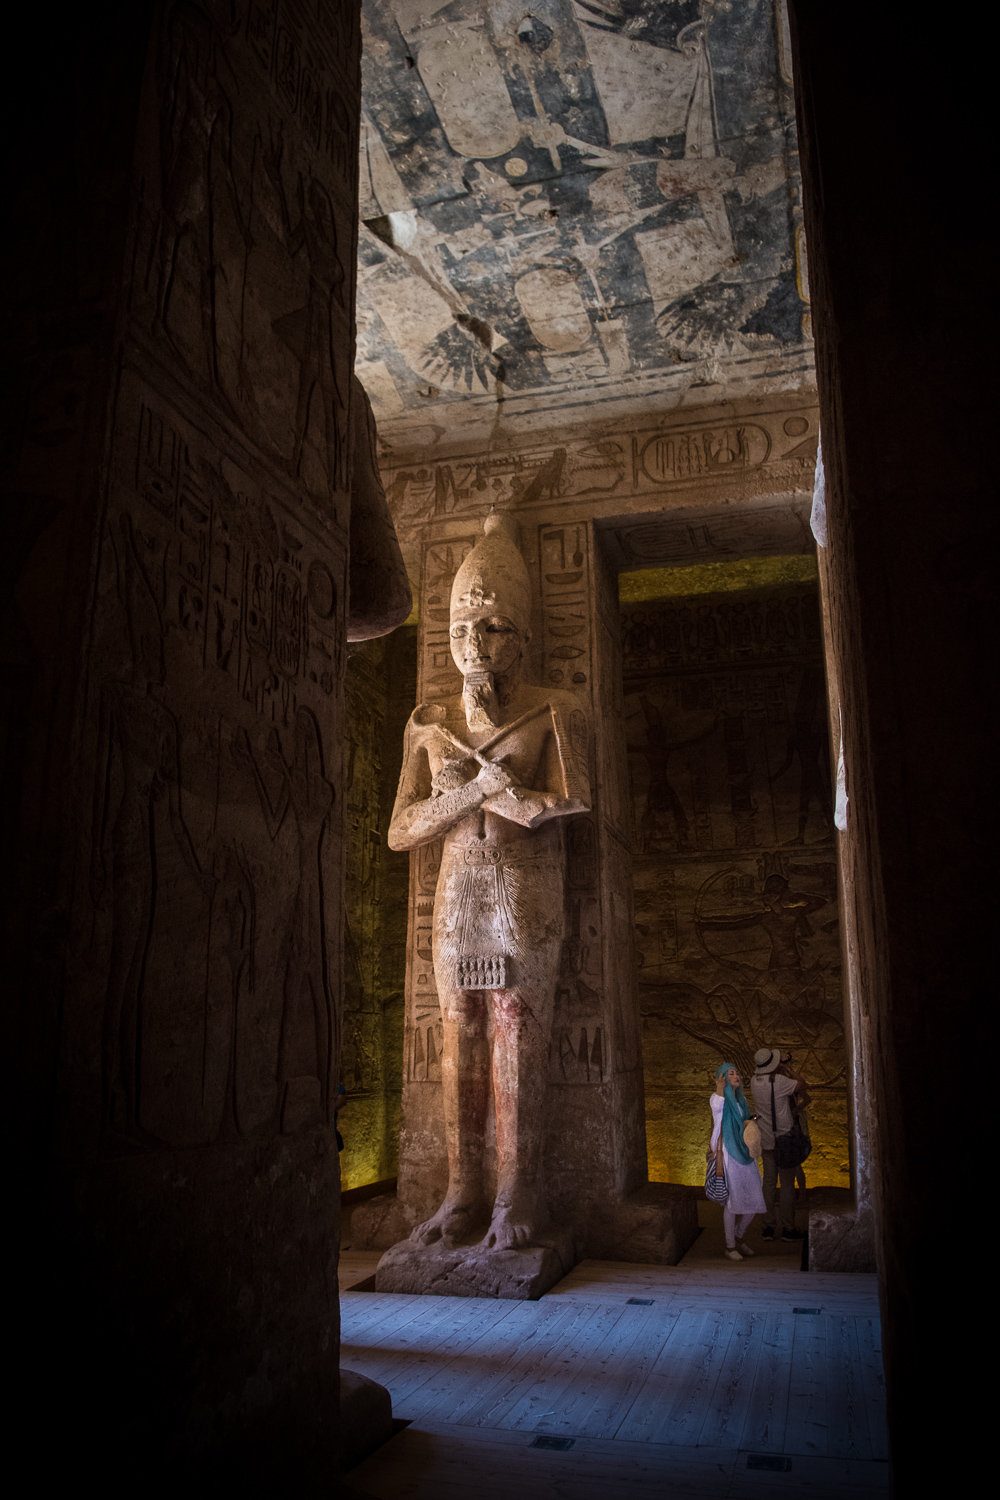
[[432, 823, 565, 995]]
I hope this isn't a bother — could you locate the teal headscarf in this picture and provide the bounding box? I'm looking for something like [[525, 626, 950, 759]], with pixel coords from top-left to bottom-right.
[[715, 1063, 753, 1166]]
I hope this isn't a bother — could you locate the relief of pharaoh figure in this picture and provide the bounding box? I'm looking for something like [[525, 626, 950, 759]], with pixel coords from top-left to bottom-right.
[[388, 513, 590, 1253]]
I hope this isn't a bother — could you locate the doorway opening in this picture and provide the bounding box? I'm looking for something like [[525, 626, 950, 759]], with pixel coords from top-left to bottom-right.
[[604, 529, 850, 1195]]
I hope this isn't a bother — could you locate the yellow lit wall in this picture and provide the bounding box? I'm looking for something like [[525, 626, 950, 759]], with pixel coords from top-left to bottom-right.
[[621, 559, 848, 1189], [340, 628, 416, 1191]]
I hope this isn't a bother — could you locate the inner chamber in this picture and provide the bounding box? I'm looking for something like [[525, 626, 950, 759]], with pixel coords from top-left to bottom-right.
[[614, 550, 846, 1188], [340, 517, 848, 1200]]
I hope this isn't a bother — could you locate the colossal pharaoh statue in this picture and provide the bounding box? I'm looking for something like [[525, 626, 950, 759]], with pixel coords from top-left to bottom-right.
[[379, 512, 591, 1293]]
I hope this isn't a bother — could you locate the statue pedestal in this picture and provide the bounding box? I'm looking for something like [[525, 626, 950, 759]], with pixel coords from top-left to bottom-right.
[[375, 1231, 577, 1300]]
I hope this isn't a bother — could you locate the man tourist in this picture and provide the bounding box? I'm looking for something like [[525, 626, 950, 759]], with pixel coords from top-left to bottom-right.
[[751, 1045, 808, 1241]]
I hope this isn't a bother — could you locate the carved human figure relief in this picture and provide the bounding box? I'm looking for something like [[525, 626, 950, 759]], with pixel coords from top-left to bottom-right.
[[154, 1, 252, 419], [233, 707, 336, 1131], [263, 125, 349, 490], [388, 512, 590, 1252], [92, 515, 216, 1143]]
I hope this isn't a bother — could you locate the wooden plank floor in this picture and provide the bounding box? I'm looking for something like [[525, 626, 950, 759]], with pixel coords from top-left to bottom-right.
[[344, 1222, 888, 1498]]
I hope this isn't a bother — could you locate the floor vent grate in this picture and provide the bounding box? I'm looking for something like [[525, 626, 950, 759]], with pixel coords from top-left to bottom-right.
[[747, 1455, 792, 1471], [531, 1436, 575, 1451]]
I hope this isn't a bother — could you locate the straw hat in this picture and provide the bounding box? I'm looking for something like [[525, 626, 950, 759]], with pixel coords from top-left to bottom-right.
[[753, 1046, 781, 1073]]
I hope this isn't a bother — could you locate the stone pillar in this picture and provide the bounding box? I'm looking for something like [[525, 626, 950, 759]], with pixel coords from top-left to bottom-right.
[[381, 514, 697, 1285], [789, 0, 989, 1480], [806, 544, 877, 1271], [1, 1, 391, 1481]]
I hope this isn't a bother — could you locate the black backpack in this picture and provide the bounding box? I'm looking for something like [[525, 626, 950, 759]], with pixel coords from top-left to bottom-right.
[[770, 1075, 812, 1168]]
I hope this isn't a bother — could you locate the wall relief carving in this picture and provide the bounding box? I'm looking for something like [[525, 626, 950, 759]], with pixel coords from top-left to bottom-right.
[[88, 377, 348, 1152], [622, 582, 848, 1187]]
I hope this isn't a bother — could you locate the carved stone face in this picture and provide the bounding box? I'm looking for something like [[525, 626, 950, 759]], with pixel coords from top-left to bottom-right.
[[449, 612, 525, 678]]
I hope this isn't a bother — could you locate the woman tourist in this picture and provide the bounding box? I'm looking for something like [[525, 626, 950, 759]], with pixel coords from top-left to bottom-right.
[[708, 1062, 766, 1261]]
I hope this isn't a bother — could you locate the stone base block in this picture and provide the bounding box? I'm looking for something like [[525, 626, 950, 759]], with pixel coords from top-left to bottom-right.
[[807, 1190, 877, 1272], [375, 1231, 577, 1300], [343, 1190, 417, 1251], [341, 1369, 393, 1471], [601, 1183, 700, 1264]]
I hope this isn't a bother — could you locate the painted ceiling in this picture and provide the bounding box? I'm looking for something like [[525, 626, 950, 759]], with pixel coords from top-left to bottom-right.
[[356, 0, 813, 453]]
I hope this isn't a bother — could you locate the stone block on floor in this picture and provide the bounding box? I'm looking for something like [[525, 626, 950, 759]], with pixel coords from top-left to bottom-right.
[[375, 1231, 577, 1300], [341, 1369, 394, 1472], [601, 1183, 701, 1265]]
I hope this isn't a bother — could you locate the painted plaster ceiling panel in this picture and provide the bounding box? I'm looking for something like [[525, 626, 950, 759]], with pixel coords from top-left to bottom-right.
[[356, 0, 812, 450]]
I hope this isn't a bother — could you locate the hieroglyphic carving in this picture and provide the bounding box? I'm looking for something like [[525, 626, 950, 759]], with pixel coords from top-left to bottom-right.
[[152, 2, 254, 416], [606, 503, 815, 573], [534, 521, 609, 1081], [379, 407, 819, 543], [246, 0, 360, 184], [92, 514, 218, 1145], [262, 126, 349, 490], [133, 0, 356, 507], [621, 588, 823, 676], [418, 535, 477, 697], [234, 705, 335, 1131], [539, 522, 590, 693], [638, 424, 771, 485], [88, 373, 347, 1151], [2, 1, 364, 1449]]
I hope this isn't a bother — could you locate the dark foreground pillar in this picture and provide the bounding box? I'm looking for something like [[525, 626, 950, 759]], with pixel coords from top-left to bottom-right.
[[2, 2, 369, 1483], [789, 5, 988, 1489]]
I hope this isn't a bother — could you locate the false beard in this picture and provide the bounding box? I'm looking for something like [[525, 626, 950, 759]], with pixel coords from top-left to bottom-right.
[[463, 670, 500, 729]]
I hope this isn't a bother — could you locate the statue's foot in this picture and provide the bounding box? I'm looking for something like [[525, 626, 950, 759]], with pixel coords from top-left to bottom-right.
[[482, 1203, 539, 1252], [410, 1199, 478, 1248]]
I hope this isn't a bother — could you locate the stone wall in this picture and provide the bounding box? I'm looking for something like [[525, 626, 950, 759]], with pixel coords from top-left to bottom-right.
[[621, 577, 848, 1188], [789, 0, 989, 1471], [3, 1, 365, 1479], [342, 626, 416, 1187]]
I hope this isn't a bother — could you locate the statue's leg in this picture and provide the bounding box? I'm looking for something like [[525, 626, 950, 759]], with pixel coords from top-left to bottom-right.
[[484, 985, 554, 1251], [410, 985, 489, 1246]]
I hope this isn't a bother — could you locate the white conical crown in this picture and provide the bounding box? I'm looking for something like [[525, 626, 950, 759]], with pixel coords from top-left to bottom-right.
[[450, 511, 531, 626]]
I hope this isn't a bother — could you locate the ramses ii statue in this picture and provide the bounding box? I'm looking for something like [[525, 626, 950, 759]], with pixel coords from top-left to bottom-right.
[[389, 512, 590, 1252]]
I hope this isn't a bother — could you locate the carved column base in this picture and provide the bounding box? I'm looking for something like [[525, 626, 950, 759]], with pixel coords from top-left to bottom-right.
[[341, 1370, 394, 1471], [375, 1231, 578, 1300], [806, 1189, 877, 1272]]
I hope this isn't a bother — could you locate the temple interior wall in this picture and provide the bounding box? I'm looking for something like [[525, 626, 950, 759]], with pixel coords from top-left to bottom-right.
[[0, 0, 981, 1479], [620, 573, 848, 1188], [342, 627, 416, 1188], [358, 390, 848, 1251], [4, 1, 364, 1477], [344, 537, 852, 1215]]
